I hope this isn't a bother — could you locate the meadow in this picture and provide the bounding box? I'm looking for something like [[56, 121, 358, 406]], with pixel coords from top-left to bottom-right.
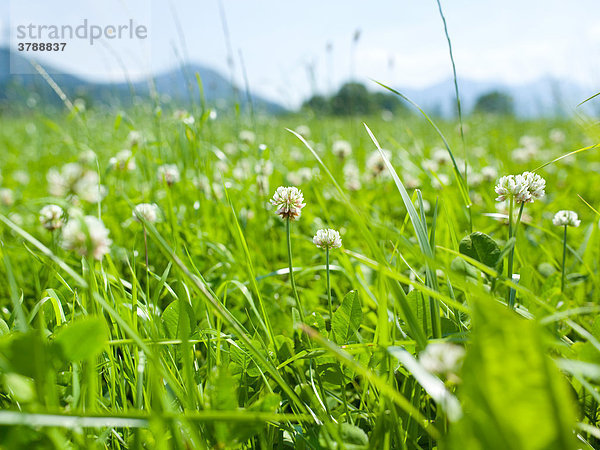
[[0, 100, 599, 449]]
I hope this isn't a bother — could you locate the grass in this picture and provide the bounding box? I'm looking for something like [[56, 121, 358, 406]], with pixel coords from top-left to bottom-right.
[[0, 103, 599, 449]]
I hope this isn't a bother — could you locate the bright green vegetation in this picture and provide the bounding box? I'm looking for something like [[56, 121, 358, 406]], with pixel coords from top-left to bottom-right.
[[0, 104, 599, 449]]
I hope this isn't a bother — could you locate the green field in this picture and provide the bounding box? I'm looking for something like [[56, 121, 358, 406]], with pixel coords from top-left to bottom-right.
[[0, 104, 599, 449]]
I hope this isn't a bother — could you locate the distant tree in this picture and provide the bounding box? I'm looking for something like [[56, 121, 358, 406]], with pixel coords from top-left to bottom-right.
[[302, 94, 330, 114], [473, 91, 514, 116], [372, 91, 407, 114], [331, 82, 373, 115]]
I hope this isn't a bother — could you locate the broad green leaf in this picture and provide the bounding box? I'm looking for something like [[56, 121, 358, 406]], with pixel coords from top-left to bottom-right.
[[459, 232, 503, 271], [332, 290, 362, 344], [447, 298, 577, 450], [0, 319, 9, 336], [0, 332, 47, 378], [161, 300, 195, 339], [54, 317, 109, 362]]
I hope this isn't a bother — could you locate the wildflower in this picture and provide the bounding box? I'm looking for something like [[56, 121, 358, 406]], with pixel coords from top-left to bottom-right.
[[239, 130, 256, 145], [157, 164, 180, 186], [182, 115, 195, 126], [295, 125, 311, 139], [127, 130, 143, 147], [133, 203, 160, 224], [332, 140, 352, 159], [480, 166, 498, 182], [39, 204, 64, 230], [313, 229, 342, 249], [13, 170, 30, 185], [432, 148, 452, 165], [109, 149, 136, 172], [0, 188, 14, 206], [287, 168, 314, 185], [421, 159, 439, 173], [62, 215, 112, 260], [47, 162, 84, 196], [270, 186, 306, 221], [494, 172, 545, 204], [78, 149, 97, 166], [73, 171, 107, 203], [344, 163, 362, 191], [366, 149, 392, 178], [419, 342, 465, 382], [553, 210, 580, 227], [549, 129, 566, 144]]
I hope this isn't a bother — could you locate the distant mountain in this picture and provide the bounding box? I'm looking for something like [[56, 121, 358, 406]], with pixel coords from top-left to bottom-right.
[[397, 77, 597, 118], [0, 47, 286, 113]]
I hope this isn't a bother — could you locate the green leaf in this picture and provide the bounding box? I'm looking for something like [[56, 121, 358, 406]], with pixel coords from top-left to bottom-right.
[[459, 232, 503, 271], [0, 332, 47, 378], [307, 311, 327, 336], [161, 300, 195, 339], [332, 290, 362, 344], [0, 319, 9, 336], [54, 317, 109, 362], [447, 298, 578, 450]]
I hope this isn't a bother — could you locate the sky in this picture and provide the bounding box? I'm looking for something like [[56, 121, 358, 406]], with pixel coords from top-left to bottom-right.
[[2, 0, 600, 108]]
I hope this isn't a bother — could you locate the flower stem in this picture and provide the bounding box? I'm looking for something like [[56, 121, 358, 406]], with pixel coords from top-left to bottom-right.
[[286, 217, 306, 323], [326, 247, 333, 329], [507, 198, 515, 309], [561, 225, 567, 292]]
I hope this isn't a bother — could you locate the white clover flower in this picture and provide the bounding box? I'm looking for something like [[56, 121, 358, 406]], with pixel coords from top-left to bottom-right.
[[421, 159, 439, 173], [47, 163, 83, 196], [512, 146, 539, 163], [344, 163, 362, 191], [109, 149, 136, 172], [520, 171, 546, 202], [13, 170, 30, 185], [127, 130, 143, 147], [255, 159, 273, 176], [270, 186, 306, 221], [0, 188, 14, 206], [39, 204, 64, 230], [553, 210, 580, 227], [239, 130, 256, 145], [78, 149, 97, 166], [295, 125, 311, 139], [62, 215, 112, 260], [366, 149, 392, 178], [549, 128, 566, 144], [419, 342, 465, 382], [287, 168, 314, 185], [133, 203, 160, 224], [332, 140, 352, 159], [480, 166, 498, 182], [432, 148, 451, 165], [495, 175, 527, 203], [313, 228, 342, 250], [209, 109, 218, 120], [182, 115, 195, 126], [73, 171, 107, 204], [495, 171, 545, 204], [519, 135, 543, 150], [157, 164, 181, 186]]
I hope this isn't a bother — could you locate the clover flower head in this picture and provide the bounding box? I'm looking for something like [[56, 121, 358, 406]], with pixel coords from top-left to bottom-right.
[[366, 149, 392, 178], [239, 130, 256, 145], [109, 149, 136, 172], [39, 204, 64, 230], [157, 164, 181, 186], [61, 215, 112, 260], [495, 171, 546, 204], [313, 228, 342, 250], [553, 210, 580, 227], [332, 140, 352, 159], [270, 186, 306, 220], [520, 171, 546, 202], [0, 188, 14, 206], [419, 342, 465, 382], [133, 203, 160, 224]]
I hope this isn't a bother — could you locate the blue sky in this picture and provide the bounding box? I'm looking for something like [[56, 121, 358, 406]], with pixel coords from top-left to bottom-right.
[[2, 0, 599, 107]]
